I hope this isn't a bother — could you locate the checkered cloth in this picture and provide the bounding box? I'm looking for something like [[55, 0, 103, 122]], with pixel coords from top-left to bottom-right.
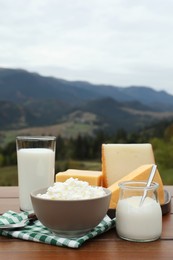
[[0, 211, 115, 248]]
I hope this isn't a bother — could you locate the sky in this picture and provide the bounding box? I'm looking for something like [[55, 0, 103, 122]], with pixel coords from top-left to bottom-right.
[[0, 0, 173, 95]]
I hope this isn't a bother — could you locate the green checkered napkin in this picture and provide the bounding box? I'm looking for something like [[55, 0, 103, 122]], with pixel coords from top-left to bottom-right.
[[0, 211, 115, 248]]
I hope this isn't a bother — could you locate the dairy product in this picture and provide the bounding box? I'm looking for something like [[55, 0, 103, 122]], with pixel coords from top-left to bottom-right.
[[108, 164, 164, 208], [116, 196, 162, 241], [17, 148, 55, 211], [102, 143, 155, 187], [56, 169, 102, 186], [37, 177, 106, 200]]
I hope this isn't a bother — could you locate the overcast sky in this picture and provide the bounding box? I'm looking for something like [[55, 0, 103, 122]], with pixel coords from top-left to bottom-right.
[[0, 0, 173, 94]]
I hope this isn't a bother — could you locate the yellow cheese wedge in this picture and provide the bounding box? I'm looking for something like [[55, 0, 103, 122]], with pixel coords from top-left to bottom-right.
[[56, 169, 102, 186], [108, 164, 165, 208], [102, 143, 155, 187]]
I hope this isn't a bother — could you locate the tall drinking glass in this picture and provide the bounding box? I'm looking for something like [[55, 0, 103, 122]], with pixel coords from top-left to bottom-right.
[[16, 136, 56, 211]]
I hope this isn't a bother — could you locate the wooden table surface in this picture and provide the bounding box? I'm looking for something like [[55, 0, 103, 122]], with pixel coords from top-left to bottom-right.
[[0, 186, 172, 260]]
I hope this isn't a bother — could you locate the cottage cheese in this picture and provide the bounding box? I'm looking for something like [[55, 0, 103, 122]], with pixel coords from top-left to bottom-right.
[[37, 177, 106, 200]]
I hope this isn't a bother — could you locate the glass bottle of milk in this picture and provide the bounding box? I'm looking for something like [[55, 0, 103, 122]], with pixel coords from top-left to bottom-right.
[[116, 181, 162, 242]]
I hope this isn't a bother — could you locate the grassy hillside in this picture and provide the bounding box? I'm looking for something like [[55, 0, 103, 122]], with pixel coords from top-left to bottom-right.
[[0, 159, 172, 186], [0, 112, 98, 147], [0, 165, 18, 186]]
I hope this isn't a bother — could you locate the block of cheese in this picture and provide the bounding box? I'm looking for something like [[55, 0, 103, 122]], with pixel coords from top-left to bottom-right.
[[108, 164, 165, 208], [56, 169, 102, 186], [102, 143, 155, 187]]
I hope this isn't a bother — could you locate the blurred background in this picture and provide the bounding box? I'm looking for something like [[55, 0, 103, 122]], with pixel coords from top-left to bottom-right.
[[0, 0, 173, 185]]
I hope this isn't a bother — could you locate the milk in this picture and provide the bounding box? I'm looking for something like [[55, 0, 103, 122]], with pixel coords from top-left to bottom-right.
[[17, 148, 55, 211], [116, 196, 162, 241]]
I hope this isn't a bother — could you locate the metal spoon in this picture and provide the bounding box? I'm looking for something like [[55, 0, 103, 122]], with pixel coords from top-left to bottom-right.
[[139, 164, 157, 207], [0, 213, 37, 230]]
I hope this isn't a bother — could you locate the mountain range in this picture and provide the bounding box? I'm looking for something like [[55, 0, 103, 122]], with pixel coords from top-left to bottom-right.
[[0, 68, 173, 135]]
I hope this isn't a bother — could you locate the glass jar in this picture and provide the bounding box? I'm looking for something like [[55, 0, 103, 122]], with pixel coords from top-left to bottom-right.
[[116, 181, 162, 242]]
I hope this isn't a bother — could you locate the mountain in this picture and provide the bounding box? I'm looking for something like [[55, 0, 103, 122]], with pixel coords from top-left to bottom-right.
[[0, 68, 103, 104], [0, 67, 173, 133], [1, 68, 173, 110], [119, 86, 173, 111]]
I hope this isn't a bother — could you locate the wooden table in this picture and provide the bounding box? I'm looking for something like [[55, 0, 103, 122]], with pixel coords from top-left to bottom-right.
[[0, 186, 172, 260]]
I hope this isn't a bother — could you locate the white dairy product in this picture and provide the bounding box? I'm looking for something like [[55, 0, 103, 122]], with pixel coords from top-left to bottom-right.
[[37, 177, 106, 200], [17, 148, 55, 211], [116, 196, 162, 241]]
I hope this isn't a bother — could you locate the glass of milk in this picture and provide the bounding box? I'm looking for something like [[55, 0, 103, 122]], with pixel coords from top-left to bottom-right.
[[16, 136, 56, 211], [116, 181, 162, 242]]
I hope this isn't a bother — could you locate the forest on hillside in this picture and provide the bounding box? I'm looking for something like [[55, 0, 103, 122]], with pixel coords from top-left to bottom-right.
[[0, 119, 173, 185]]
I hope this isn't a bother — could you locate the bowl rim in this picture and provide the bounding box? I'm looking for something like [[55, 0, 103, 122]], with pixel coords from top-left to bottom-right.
[[30, 186, 111, 202]]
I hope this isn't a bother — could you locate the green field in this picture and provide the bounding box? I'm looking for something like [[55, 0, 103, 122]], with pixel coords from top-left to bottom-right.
[[0, 115, 97, 147], [0, 160, 173, 186], [0, 165, 18, 186]]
